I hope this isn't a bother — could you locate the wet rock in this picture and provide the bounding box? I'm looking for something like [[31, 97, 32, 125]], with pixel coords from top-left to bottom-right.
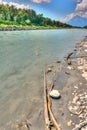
[[74, 49, 77, 51], [55, 60, 61, 63]]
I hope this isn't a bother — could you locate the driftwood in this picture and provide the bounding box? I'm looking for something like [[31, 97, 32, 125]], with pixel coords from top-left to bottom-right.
[[66, 52, 73, 65], [48, 93, 62, 130], [49, 82, 54, 92], [44, 69, 62, 130], [49, 72, 57, 92], [44, 71, 51, 130], [66, 52, 73, 60], [47, 78, 62, 130]]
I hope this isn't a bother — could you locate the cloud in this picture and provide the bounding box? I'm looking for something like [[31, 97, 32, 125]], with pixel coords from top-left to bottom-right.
[[30, 0, 51, 4], [0, 1, 30, 9], [0, 0, 2, 4], [73, 0, 82, 2], [59, 13, 77, 23], [76, 0, 87, 12], [59, 0, 87, 23]]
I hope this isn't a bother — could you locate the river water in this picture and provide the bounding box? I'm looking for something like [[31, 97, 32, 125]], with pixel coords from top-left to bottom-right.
[[0, 29, 87, 129]]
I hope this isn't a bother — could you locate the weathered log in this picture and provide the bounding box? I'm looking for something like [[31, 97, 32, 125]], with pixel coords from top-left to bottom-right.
[[49, 82, 54, 92], [44, 71, 51, 130], [66, 52, 73, 60], [66, 52, 73, 65], [49, 73, 57, 92], [48, 93, 62, 130]]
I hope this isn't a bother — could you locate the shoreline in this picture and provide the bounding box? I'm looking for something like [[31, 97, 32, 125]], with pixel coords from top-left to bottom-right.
[[43, 36, 87, 130], [0, 26, 82, 31]]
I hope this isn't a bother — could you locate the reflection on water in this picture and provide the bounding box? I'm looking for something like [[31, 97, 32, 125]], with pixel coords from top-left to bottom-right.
[[0, 29, 87, 129]]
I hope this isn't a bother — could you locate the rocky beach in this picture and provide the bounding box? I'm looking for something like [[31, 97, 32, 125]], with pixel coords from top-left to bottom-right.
[[44, 36, 87, 130]]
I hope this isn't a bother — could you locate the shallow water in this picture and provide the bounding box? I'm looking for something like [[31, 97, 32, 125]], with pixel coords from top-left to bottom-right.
[[0, 29, 87, 129]]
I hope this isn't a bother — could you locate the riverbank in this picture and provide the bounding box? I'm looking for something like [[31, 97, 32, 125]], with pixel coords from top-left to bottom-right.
[[0, 25, 80, 31], [44, 36, 87, 130]]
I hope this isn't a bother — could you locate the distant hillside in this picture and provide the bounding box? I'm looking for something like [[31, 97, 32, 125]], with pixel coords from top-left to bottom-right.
[[67, 15, 87, 27], [0, 4, 73, 28]]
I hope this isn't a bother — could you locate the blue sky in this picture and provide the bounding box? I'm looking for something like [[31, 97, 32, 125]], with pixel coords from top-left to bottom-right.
[[1, 0, 87, 26]]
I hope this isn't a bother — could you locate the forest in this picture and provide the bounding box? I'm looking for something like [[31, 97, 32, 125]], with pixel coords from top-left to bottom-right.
[[0, 4, 73, 28], [84, 26, 87, 29]]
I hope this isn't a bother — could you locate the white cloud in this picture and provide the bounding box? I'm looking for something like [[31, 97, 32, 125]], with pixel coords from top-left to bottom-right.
[[59, 0, 87, 23], [0, 0, 2, 4], [73, 0, 82, 2], [0, 1, 30, 9], [76, 0, 87, 12], [78, 11, 87, 17], [59, 13, 77, 23], [30, 0, 51, 3]]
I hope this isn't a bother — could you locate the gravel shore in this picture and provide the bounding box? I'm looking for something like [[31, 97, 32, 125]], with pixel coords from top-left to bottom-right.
[[45, 36, 87, 130]]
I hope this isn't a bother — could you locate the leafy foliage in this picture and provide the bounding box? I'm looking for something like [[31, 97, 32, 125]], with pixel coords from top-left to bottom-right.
[[0, 4, 73, 28]]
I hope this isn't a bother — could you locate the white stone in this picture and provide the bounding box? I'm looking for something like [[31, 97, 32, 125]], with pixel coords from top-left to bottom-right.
[[74, 86, 78, 89], [50, 90, 61, 99]]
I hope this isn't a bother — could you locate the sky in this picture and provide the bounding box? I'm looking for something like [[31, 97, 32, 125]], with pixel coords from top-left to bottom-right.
[[0, 0, 87, 26]]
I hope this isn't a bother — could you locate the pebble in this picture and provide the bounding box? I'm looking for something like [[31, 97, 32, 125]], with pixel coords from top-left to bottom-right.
[[67, 120, 72, 127], [67, 66, 75, 70], [55, 60, 61, 63], [48, 64, 54, 68], [74, 86, 78, 89], [50, 90, 61, 99], [46, 68, 52, 73], [70, 114, 73, 116]]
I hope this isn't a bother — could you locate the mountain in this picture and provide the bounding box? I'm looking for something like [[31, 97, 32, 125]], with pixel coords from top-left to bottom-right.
[[67, 15, 87, 27]]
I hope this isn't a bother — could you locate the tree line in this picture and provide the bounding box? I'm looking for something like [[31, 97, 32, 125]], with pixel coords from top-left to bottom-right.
[[84, 26, 87, 29], [0, 4, 73, 28]]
